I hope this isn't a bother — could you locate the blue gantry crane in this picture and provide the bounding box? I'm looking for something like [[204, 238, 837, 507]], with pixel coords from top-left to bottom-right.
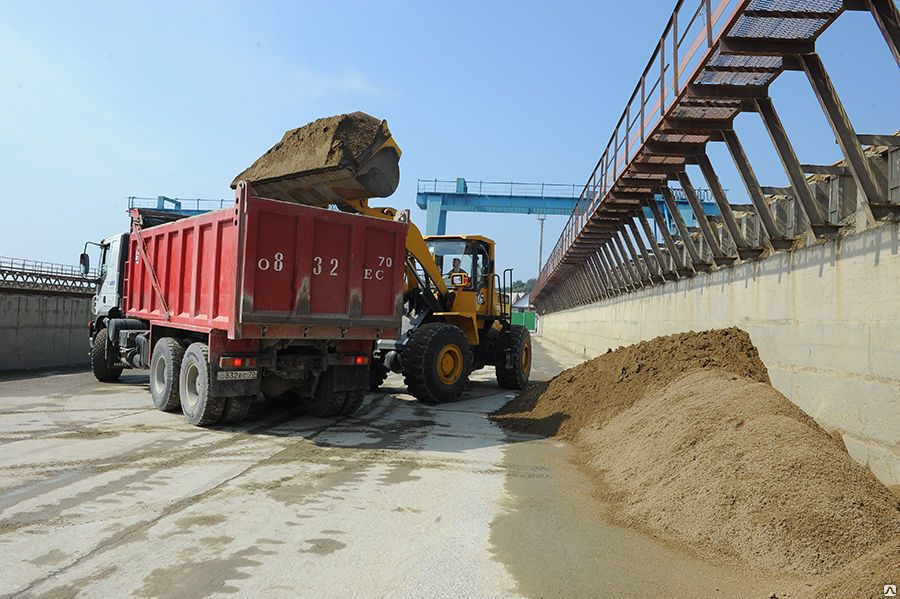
[[415, 178, 719, 237], [416, 179, 581, 236]]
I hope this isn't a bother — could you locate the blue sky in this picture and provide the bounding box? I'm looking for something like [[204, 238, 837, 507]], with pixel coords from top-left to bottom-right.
[[1, 1, 897, 281]]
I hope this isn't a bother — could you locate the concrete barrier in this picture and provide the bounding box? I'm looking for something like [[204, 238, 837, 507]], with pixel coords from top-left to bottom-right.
[[0, 293, 91, 371], [538, 221, 900, 487]]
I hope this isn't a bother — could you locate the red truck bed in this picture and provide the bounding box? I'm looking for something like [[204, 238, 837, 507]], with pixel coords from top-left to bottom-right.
[[124, 182, 407, 341]]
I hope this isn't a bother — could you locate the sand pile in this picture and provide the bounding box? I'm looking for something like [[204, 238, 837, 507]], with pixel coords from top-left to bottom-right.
[[492, 328, 900, 586], [231, 111, 383, 187], [492, 327, 769, 439]]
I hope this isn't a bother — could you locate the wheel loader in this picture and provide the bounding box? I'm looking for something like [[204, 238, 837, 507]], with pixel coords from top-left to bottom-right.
[[232, 111, 532, 403]]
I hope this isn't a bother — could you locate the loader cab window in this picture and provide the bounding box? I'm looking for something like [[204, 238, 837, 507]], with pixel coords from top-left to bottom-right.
[[426, 239, 486, 291]]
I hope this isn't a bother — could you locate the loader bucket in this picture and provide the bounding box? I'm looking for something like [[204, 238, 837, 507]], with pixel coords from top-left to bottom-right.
[[231, 111, 401, 211]]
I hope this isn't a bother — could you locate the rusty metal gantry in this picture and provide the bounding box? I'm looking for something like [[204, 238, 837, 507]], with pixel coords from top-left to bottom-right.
[[531, 0, 900, 314]]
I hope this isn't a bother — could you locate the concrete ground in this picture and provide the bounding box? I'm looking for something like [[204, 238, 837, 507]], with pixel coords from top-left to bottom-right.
[[0, 337, 775, 598]]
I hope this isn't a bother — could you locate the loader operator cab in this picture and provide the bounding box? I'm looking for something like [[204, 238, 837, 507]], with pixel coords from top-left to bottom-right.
[[427, 236, 493, 300]]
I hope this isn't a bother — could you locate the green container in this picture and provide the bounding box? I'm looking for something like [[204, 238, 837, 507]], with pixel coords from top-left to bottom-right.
[[511, 311, 537, 331]]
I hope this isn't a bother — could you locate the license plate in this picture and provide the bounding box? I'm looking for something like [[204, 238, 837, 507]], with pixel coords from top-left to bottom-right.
[[216, 370, 258, 381]]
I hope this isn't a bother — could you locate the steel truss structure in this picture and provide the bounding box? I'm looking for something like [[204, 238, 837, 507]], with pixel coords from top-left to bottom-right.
[[0, 257, 99, 297], [532, 0, 900, 313]]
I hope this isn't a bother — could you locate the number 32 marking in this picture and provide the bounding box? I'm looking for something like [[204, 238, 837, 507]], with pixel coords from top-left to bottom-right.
[[313, 256, 339, 276]]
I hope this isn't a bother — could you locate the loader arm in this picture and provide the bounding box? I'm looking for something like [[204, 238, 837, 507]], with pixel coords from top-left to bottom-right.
[[344, 200, 449, 297]]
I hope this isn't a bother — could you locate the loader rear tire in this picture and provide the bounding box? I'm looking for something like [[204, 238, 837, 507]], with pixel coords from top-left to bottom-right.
[[149, 338, 184, 412], [91, 328, 123, 383], [403, 322, 472, 404], [495, 325, 531, 390], [179, 343, 224, 427], [220, 395, 253, 425]]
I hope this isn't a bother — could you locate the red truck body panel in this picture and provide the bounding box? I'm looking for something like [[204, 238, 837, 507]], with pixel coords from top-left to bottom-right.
[[124, 183, 406, 341]]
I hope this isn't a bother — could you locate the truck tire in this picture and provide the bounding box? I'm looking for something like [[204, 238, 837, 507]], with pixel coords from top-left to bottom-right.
[[220, 395, 253, 425], [179, 343, 224, 427], [495, 325, 531, 390], [91, 328, 123, 383], [403, 322, 472, 403], [149, 338, 184, 412], [303, 370, 345, 417], [336, 390, 366, 416], [369, 362, 389, 391]]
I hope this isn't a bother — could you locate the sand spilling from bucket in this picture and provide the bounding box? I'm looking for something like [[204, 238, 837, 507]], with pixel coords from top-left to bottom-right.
[[492, 328, 900, 590], [231, 111, 382, 187]]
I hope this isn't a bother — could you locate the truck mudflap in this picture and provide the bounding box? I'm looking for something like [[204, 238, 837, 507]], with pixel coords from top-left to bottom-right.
[[326, 364, 369, 392]]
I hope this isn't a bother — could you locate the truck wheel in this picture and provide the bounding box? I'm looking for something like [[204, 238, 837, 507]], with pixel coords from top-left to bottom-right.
[[149, 338, 184, 412], [369, 362, 389, 391], [179, 343, 224, 426], [91, 328, 123, 382], [303, 370, 345, 417], [495, 325, 531, 389], [337, 390, 366, 416], [403, 322, 472, 403], [220, 396, 253, 425]]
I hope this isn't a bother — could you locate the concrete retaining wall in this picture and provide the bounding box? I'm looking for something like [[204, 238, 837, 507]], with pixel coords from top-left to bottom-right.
[[0, 293, 91, 371], [538, 221, 900, 487]]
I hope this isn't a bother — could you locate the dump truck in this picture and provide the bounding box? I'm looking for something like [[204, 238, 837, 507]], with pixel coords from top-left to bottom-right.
[[82, 184, 407, 426], [84, 111, 529, 424], [230, 112, 532, 403]]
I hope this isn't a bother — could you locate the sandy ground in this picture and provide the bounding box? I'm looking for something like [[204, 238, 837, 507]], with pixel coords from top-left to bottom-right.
[[1, 337, 782, 598]]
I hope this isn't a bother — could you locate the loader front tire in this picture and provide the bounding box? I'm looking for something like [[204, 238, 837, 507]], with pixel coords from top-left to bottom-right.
[[91, 328, 123, 383], [403, 323, 472, 404]]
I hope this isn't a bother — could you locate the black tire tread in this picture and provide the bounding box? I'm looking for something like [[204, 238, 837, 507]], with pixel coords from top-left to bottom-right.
[[369, 363, 389, 391], [304, 370, 346, 417], [179, 343, 224, 427], [337, 390, 366, 416], [150, 338, 184, 412], [91, 328, 123, 383], [403, 322, 472, 404], [495, 325, 531, 389], [220, 395, 253, 425]]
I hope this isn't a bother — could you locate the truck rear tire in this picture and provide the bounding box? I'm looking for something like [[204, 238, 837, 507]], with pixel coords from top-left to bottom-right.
[[337, 390, 366, 416], [304, 370, 345, 417], [369, 363, 389, 391], [495, 325, 531, 389], [149, 338, 184, 412], [179, 343, 224, 427], [220, 395, 253, 425], [403, 322, 472, 403], [91, 328, 123, 383]]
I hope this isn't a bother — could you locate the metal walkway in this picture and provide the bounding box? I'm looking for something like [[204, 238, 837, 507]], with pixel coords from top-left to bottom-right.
[[0, 257, 100, 297], [531, 0, 900, 313]]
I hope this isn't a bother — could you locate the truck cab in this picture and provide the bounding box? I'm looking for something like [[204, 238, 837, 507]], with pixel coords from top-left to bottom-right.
[[84, 232, 128, 342]]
